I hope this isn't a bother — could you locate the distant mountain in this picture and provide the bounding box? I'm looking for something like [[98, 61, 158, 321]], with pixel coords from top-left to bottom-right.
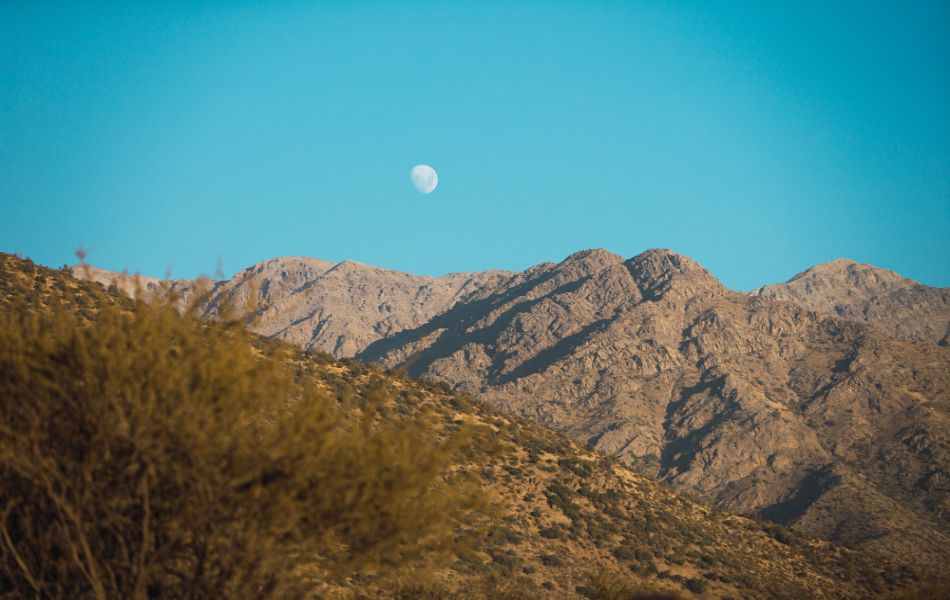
[[753, 259, 950, 345], [74, 257, 512, 357], [358, 249, 950, 570], [6, 252, 930, 599], [72, 250, 950, 573]]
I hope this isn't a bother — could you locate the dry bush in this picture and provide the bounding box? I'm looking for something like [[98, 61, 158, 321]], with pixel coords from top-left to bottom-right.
[[880, 579, 950, 600], [579, 569, 682, 600], [0, 291, 485, 598]]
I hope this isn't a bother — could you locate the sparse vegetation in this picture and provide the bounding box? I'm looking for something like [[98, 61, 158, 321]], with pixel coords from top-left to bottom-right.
[[0, 259, 488, 598], [579, 569, 682, 600], [0, 254, 940, 598]]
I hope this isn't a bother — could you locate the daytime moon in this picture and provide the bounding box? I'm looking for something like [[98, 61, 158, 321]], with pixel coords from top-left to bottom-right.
[[410, 164, 438, 194]]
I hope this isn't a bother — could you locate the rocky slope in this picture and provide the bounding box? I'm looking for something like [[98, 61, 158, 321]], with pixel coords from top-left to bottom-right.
[[6, 252, 933, 599], [357, 249, 950, 571], [75, 254, 950, 353], [75, 257, 512, 357], [72, 250, 950, 574], [753, 259, 950, 345]]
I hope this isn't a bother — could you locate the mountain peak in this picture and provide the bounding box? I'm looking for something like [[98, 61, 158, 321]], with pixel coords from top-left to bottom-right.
[[246, 256, 336, 276], [786, 258, 909, 287], [769, 258, 934, 296], [563, 248, 624, 262], [625, 249, 725, 300], [558, 248, 625, 272], [755, 258, 949, 344], [627, 248, 703, 271]]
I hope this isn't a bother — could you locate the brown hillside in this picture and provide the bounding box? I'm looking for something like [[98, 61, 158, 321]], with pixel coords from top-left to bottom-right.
[[69, 250, 950, 574], [1, 252, 937, 599], [358, 249, 950, 572]]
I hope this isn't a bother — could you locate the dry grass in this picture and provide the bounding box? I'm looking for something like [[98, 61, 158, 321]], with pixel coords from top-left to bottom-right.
[[0, 277, 486, 598], [0, 253, 941, 599]]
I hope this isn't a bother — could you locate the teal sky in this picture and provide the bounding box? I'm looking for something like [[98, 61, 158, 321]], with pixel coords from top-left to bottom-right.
[[1, 1, 948, 289]]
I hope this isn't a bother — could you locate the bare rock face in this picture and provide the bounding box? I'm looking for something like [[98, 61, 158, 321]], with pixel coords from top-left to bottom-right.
[[69, 265, 167, 296], [359, 249, 950, 569], [753, 258, 950, 345], [234, 258, 512, 356], [76, 257, 512, 357]]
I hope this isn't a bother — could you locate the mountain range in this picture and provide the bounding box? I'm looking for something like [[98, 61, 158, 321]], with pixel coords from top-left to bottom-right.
[[7, 252, 934, 599], [72, 249, 950, 573]]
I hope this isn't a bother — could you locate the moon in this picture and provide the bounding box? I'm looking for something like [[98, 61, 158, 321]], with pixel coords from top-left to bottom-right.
[[410, 164, 438, 194]]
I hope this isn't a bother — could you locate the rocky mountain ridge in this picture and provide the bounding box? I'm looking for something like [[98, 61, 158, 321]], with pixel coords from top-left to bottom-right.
[[75, 256, 514, 357], [7, 252, 934, 599], [354, 249, 950, 569], [753, 258, 950, 345], [74, 251, 949, 356], [73, 250, 950, 572]]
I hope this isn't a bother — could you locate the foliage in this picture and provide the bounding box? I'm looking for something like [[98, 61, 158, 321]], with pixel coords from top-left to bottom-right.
[[0, 254, 935, 599], [0, 283, 486, 598], [578, 569, 682, 600]]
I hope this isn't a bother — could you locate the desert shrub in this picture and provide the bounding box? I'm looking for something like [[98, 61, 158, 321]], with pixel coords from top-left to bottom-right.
[[540, 554, 564, 567], [546, 482, 582, 521], [558, 457, 593, 477], [579, 569, 682, 599], [761, 522, 800, 546], [613, 545, 637, 561], [613, 542, 655, 570], [487, 548, 521, 573], [503, 464, 524, 477], [666, 554, 685, 566], [0, 292, 486, 598], [880, 579, 950, 600], [379, 569, 538, 600], [634, 560, 658, 577], [684, 577, 708, 594], [487, 524, 522, 546]]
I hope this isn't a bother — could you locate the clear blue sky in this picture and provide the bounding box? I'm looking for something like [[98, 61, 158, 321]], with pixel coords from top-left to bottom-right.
[[2, 1, 948, 289]]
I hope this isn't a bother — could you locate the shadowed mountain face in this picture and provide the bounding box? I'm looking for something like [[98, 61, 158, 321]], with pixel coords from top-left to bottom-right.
[[74, 250, 950, 571], [76, 257, 513, 357], [357, 249, 950, 569], [11, 252, 934, 599], [215, 258, 515, 357], [753, 259, 950, 346]]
